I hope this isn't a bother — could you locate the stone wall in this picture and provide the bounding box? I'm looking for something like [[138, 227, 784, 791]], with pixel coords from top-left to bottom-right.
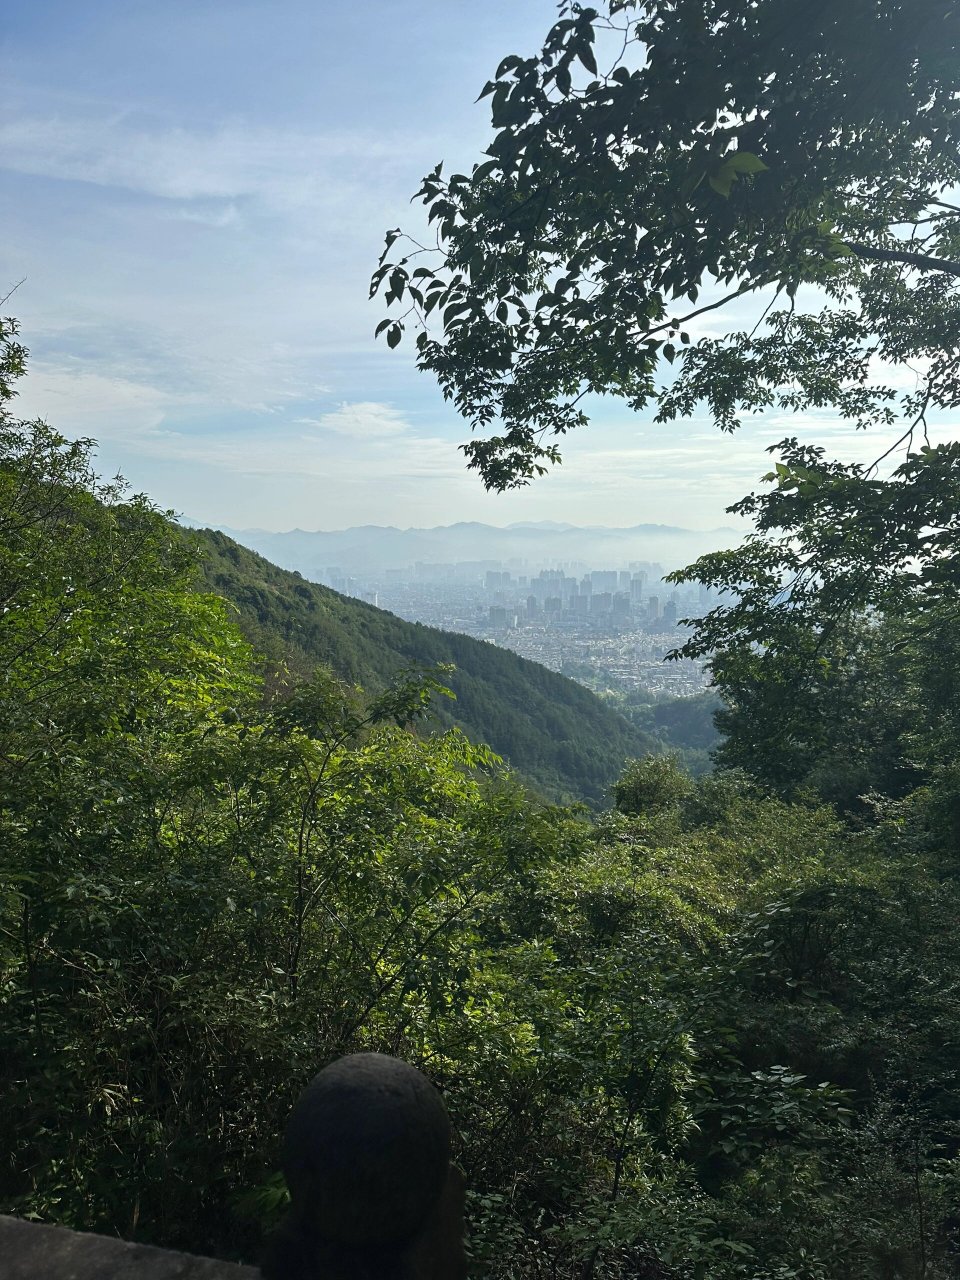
[[0, 1214, 258, 1280]]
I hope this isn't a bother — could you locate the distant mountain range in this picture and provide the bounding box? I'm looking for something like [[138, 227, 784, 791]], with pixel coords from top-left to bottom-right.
[[186, 520, 742, 577]]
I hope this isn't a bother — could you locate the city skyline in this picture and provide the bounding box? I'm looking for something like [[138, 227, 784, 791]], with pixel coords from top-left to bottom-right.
[[298, 551, 717, 703]]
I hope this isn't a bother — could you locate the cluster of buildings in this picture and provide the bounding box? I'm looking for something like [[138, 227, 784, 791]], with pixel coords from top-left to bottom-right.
[[315, 558, 720, 700], [482, 565, 715, 633]]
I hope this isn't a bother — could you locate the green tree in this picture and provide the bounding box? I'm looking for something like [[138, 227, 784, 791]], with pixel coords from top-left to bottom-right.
[[373, 0, 960, 489], [0, 320, 268, 1242], [7, 312, 960, 1279], [613, 754, 693, 816], [667, 440, 960, 810], [369, 2, 960, 817]]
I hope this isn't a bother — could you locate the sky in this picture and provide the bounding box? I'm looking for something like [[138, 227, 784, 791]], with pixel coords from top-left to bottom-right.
[[1, 1, 953, 534]]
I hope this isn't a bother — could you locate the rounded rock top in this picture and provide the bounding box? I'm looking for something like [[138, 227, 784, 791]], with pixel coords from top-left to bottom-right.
[[281, 1053, 453, 1246]]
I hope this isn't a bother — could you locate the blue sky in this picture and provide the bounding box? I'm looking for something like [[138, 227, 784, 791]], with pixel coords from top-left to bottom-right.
[[2, 2, 948, 533]]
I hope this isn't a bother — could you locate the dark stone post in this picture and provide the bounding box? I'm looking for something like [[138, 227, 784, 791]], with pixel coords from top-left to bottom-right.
[[261, 1053, 467, 1280]]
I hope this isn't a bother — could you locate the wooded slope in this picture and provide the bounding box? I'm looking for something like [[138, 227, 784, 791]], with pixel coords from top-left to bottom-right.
[[190, 528, 656, 803]]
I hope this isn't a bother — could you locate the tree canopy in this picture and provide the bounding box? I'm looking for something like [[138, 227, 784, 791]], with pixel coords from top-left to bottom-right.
[[5, 315, 960, 1276], [372, 0, 960, 826], [665, 437, 960, 812], [373, 0, 960, 489]]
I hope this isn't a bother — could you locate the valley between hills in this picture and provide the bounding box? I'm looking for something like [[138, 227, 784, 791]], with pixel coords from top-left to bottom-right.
[[190, 526, 708, 805]]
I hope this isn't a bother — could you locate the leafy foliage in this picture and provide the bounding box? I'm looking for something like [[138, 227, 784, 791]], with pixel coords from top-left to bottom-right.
[[613, 754, 693, 816], [668, 441, 960, 812], [3, 298, 960, 1280], [373, 0, 960, 489]]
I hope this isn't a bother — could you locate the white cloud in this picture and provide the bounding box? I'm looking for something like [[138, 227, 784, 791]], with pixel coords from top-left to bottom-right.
[[0, 112, 420, 215], [166, 427, 462, 484], [15, 364, 180, 442], [298, 402, 410, 438], [14, 364, 465, 487]]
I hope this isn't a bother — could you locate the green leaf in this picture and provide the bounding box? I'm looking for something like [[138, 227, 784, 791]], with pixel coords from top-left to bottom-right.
[[709, 152, 768, 197], [726, 151, 768, 175], [708, 171, 736, 198], [377, 229, 401, 266]]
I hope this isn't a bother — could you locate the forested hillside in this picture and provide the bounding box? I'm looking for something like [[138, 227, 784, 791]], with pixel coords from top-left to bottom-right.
[[5, 1, 960, 1277], [190, 527, 655, 804], [606, 689, 721, 777], [3, 296, 960, 1277]]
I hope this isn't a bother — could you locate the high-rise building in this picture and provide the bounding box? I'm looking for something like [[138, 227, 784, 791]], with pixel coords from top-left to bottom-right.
[[591, 570, 619, 593]]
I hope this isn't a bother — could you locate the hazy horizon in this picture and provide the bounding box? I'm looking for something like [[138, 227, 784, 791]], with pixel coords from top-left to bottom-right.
[[188, 516, 741, 536], [200, 518, 741, 579]]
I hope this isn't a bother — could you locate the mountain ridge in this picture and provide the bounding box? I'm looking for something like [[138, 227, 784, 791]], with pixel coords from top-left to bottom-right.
[[189, 527, 658, 804], [185, 519, 741, 577], [192, 518, 738, 537]]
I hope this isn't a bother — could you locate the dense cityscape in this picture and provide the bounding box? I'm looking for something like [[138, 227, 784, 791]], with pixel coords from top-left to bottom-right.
[[313, 559, 720, 698]]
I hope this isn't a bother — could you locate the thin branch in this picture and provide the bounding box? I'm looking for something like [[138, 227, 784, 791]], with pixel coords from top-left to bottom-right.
[[643, 283, 755, 341], [0, 278, 26, 310], [749, 284, 785, 339], [866, 382, 933, 474]]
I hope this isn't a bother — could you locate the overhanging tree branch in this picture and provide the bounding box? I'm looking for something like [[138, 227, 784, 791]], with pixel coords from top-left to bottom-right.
[[375, 0, 960, 488], [846, 242, 960, 277]]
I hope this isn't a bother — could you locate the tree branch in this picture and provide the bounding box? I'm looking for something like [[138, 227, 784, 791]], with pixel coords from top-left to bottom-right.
[[846, 242, 960, 277]]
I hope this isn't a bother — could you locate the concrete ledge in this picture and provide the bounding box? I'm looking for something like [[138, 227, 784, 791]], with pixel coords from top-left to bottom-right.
[[0, 1214, 259, 1280]]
